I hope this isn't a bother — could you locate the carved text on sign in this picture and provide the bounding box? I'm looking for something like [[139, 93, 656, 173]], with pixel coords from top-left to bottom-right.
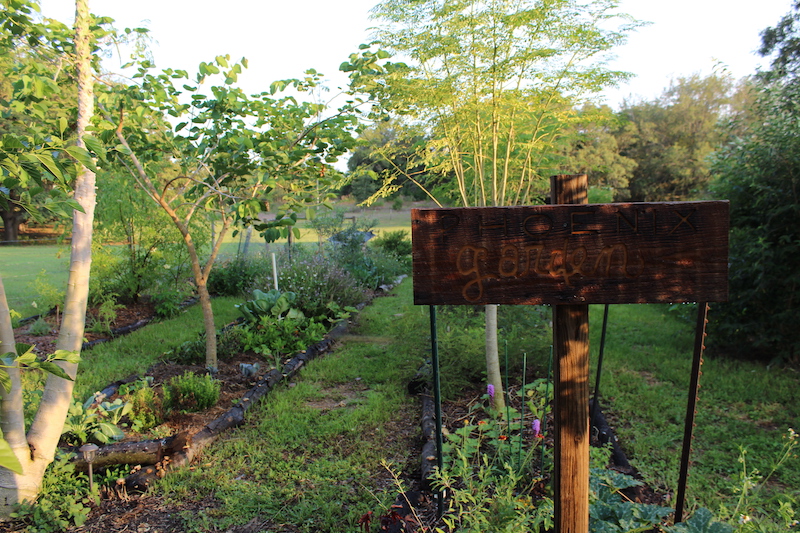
[[412, 202, 729, 305]]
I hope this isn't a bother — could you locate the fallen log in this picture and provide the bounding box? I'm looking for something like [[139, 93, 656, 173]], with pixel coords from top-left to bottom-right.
[[69, 433, 190, 471]]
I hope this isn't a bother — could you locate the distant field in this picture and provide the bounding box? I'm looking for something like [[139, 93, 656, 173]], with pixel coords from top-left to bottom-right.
[[0, 201, 422, 318]]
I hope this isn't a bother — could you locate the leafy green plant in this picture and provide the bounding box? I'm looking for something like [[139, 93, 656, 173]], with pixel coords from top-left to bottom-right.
[[235, 288, 329, 363], [589, 467, 672, 532], [86, 293, 124, 334], [26, 317, 53, 336], [236, 289, 304, 323], [239, 316, 327, 364], [61, 395, 127, 446], [124, 380, 162, 433], [663, 508, 735, 533], [10, 451, 92, 532], [162, 371, 220, 413], [371, 229, 412, 257]]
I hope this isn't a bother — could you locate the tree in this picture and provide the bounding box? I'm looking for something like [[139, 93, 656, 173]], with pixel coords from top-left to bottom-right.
[[105, 59, 360, 371], [346, 0, 636, 409], [759, 0, 800, 79], [614, 73, 737, 202], [709, 81, 800, 361], [559, 104, 636, 194], [0, 1, 81, 242], [0, 0, 98, 513], [707, 3, 800, 361], [343, 120, 435, 203]]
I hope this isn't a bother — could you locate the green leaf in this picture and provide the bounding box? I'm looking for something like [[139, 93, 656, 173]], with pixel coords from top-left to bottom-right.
[[52, 350, 80, 364], [0, 437, 23, 474], [58, 117, 68, 136], [15, 343, 32, 356], [82, 135, 107, 161], [0, 370, 11, 394], [65, 146, 98, 172], [32, 153, 63, 181], [35, 361, 73, 381]]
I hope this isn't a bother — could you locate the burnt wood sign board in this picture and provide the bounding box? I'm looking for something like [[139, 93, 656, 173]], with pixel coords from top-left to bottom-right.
[[412, 201, 729, 305]]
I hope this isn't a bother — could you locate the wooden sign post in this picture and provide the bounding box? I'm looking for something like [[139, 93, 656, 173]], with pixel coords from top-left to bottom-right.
[[551, 174, 590, 533], [411, 175, 728, 531]]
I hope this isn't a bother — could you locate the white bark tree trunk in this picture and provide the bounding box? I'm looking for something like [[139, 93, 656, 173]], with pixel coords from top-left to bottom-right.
[[0, 0, 96, 515], [485, 303, 505, 412]]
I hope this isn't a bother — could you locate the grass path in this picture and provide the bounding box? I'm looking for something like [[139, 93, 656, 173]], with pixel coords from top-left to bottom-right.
[[151, 281, 428, 532]]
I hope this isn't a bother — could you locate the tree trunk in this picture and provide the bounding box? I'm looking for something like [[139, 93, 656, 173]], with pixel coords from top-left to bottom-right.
[[0, 203, 24, 243], [485, 303, 505, 412], [0, 0, 96, 515]]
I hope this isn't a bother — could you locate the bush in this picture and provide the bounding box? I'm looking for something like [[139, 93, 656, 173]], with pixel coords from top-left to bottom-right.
[[277, 250, 365, 319], [207, 255, 265, 297], [371, 230, 412, 257], [329, 228, 408, 290], [121, 378, 163, 432], [162, 371, 220, 413], [709, 82, 800, 361]]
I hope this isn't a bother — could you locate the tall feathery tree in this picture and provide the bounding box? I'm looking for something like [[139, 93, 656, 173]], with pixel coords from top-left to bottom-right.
[[345, 0, 637, 409]]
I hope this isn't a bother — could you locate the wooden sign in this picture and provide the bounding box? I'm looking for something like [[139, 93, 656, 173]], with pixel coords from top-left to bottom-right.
[[412, 201, 729, 305]]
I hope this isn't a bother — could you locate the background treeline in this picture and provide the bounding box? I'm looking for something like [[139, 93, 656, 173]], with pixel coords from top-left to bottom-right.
[[345, 64, 797, 364]]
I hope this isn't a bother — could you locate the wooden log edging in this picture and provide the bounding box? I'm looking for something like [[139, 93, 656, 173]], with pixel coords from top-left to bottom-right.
[[419, 393, 438, 485], [166, 319, 350, 471]]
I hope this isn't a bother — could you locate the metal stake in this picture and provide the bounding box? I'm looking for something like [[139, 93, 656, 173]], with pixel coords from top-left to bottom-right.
[[590, 304, 610, 429], [429, 305, 444, 518], [675, 302, 709, 523]]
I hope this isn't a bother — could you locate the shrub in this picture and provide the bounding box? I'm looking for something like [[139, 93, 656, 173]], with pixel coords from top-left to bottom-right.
[[207, 255, 265, 296], [26, 317, 53, 336], [330, 232, 408, 290], [371, 229, 412, 257], [151, 287, 190, 319], [277, 250, 365, 319], [121, 378, 163, 432], [162, 371, 220, 413]]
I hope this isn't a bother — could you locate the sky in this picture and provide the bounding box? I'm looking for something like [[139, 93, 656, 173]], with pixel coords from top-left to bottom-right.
[[39, 0, 794, 109]]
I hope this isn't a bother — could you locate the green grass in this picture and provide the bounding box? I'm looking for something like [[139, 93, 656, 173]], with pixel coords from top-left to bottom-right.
[[73, 297, 242, 400], [154, 281, 428, 532], [589, 303, 800, 515], [0, 245, 70, 319]]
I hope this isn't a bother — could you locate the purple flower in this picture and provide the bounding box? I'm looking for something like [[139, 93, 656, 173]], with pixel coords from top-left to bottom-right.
[[487, 384, 495, 400], [533, 419, 543, 438]]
